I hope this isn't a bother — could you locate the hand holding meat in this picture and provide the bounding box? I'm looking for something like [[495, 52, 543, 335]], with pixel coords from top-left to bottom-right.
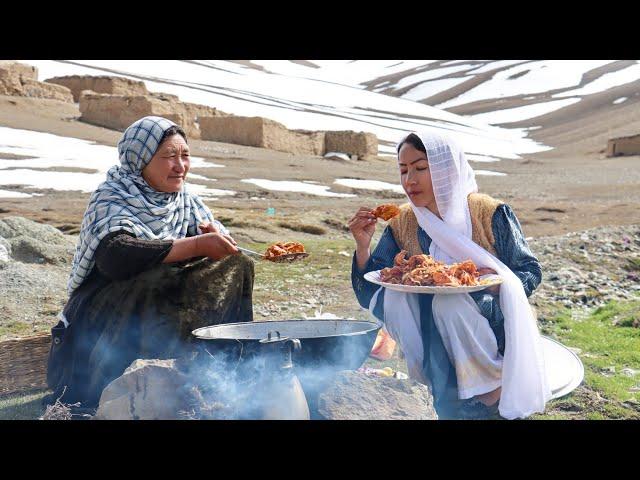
[[372, 204, 400, 221], [349, 207, 377, 249]]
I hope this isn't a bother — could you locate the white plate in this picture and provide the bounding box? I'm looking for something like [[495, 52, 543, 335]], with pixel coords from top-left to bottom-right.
[[363, 270, 503, 295]]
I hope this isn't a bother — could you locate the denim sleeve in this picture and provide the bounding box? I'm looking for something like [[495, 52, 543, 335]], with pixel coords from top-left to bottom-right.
[[469, 204, 541, 355], [492, 204, 542, 297], [351, 226, 400, 320]]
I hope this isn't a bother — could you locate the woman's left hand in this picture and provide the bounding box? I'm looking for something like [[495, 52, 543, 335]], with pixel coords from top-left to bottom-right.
[[199, 222, 237, 248], [478, 267, 500, 295], [198, 222, 219, 234]]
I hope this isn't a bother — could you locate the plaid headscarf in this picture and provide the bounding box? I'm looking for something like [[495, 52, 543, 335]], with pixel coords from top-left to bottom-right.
[[68, 116, 222, 293]]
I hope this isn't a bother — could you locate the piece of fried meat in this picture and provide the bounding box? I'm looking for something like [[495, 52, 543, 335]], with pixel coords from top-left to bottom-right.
[[372, 204, 400, 221]]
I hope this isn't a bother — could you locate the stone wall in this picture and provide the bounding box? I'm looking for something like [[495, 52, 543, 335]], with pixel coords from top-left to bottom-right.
[[79, 91, 224, 139], [607, 134, 640, 157], [199, 116, 325, 155], [324, 130, 378, 160], [46, 75, 149, 102], [0, 61, 73, 103], [200, 116, 378, 158]]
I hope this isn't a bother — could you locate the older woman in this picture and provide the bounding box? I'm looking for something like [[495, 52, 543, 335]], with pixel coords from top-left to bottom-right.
[[46, 116, 254, 410], [350, 130, 550, 419]]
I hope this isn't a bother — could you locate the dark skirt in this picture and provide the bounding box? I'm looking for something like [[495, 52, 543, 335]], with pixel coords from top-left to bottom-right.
[[46, 254, 255, 409]]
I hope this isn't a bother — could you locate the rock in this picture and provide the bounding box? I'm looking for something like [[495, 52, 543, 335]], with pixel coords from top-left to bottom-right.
[[621, 368, 639, 377], [323, 152, 351, 162], [0, 217, 68, 244], [94, 359, 190, 420], [0, 235, 10, 255], [0, 243, 9, 263], [10, 237, 74, 265], [317, 370, 438, 420], [0, 217, 75, 265]]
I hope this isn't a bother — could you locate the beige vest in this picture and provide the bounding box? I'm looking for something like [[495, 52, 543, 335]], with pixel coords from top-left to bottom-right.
[[387, 193, 504, 256]]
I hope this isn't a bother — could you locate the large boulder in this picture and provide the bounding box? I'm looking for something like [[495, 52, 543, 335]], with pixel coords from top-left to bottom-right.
[[317, 370, 438, 420], [0, 217, 75, 265], [94, 359, 191, 420], [45, 75, 149, 102], [92, 358, 438, 420], [0, 240, 9, 263], [0, 61, 73, 103], [0, 235, 10, 256], [199, 116, 325, 155]]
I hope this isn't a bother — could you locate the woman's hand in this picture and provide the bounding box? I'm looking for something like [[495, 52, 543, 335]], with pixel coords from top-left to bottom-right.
[[478, 267, 500, 295], [349, 207, 377, 271], [348, 207, 377, 248], [198, 222, 219, 234], [196, 232, 239, 260]]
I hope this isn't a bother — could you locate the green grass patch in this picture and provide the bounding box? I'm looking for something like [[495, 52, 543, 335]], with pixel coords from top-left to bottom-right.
[[540, 296, 640, 419], [0, 390, 48, 420], [625, 257, 640, 272], [247, 238, 369, 320], [322, 218, 350, 233], [0, 321, 35, 338], [277, 222, 327, 235]]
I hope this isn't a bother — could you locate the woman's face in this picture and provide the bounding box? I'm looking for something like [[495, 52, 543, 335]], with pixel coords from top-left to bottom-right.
[[142, 134, 190, 193], [398, 142, 436, 209]]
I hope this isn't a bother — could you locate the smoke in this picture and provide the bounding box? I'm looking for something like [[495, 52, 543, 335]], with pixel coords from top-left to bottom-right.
[[50, 304, 380, 419], [181, 319, 381, 420]]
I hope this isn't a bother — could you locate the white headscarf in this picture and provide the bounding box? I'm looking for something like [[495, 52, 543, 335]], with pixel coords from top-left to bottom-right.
[[68, 116, 224, 293], [375, 129, 550, 419], [411, 130, 477, 263]]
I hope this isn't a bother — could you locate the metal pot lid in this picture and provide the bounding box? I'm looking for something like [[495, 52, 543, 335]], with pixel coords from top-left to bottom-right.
[[192, 319, 381, 340], [541, 335, 584, 400]]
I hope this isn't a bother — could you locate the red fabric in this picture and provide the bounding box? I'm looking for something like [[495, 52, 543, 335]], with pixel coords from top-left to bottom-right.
[[370, 329, 396, 360]]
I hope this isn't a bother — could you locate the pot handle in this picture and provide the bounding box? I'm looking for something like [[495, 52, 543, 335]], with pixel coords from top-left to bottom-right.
[[287, 338, 302, 352]]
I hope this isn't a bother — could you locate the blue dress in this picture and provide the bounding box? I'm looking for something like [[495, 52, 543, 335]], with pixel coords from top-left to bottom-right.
[[351, 204, 542, 419]]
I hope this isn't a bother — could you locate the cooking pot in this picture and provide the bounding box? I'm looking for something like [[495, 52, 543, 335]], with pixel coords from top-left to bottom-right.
[[192, 318, 381, 372]]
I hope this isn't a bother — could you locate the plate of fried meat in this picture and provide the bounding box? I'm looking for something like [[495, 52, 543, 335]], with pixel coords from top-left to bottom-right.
[[363, 250, 502, 294]]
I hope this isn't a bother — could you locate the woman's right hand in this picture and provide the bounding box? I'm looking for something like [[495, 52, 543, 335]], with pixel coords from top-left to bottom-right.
[[348, 207, 377, 249], [196, 232, 239, 260]]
